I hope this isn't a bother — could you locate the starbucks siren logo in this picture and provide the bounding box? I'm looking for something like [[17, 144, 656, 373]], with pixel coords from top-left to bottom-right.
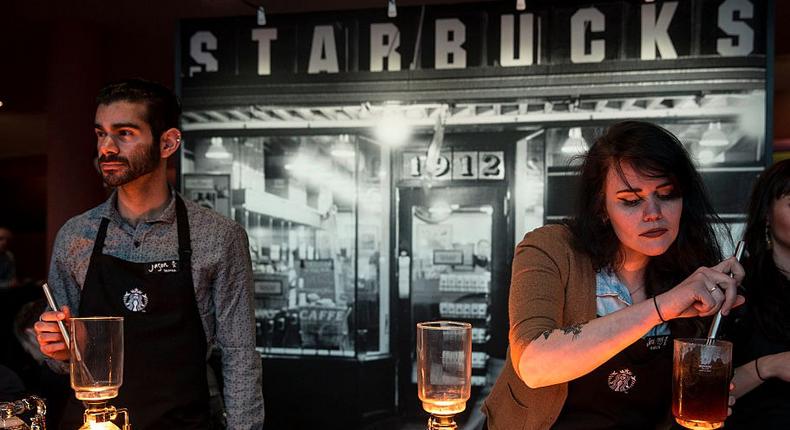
[[607, 368, 636, 393], [123, 288, 148, 312]]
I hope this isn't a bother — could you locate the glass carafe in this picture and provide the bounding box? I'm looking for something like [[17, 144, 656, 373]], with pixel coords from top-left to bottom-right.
[[70, 317, 124, 402], [416, 321, 472, 430]]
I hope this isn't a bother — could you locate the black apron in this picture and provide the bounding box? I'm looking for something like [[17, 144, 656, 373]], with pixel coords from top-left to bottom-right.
[[552, 333, 673, 430], [61, 196, 210, 430]]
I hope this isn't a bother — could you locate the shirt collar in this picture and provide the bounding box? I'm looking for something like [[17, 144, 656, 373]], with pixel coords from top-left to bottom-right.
[[596, 269, 633, 305], [98, 188, 178, 225]]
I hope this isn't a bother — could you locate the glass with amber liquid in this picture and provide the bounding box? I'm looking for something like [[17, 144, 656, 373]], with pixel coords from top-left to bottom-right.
[[672, 338, 733, 430], [417, 321, 472, 430]]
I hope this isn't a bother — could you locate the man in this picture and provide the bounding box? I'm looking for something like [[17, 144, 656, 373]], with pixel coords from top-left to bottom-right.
[[34, 79, 264, 429], [0, 226, 17, 288]]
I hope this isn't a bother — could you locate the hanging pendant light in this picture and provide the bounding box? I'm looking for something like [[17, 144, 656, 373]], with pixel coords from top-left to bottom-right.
[[256, 5, 266, 26], [560, 127, 589, 155], [387, 0, 397, 18], [331, 134, 355, 158], [205, 137, 232, 159], [699, 122, 729, 147]]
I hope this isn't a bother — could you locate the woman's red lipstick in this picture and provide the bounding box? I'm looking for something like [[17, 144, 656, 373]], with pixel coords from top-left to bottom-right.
[[640, 228, 667, 238]]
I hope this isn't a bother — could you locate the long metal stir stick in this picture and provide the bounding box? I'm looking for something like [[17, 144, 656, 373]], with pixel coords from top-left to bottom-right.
[[706, 240, 746, 342]]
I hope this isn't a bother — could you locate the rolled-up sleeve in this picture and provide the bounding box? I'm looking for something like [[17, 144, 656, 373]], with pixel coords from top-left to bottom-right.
[[213, 224, 264, 429], [508, 226, 570, 373], [45, 224, 85, 374]]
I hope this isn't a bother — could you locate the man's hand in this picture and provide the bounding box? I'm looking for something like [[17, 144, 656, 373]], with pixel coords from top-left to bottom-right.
[[761, 351, 790, 382], [33, 305, 72, 361]]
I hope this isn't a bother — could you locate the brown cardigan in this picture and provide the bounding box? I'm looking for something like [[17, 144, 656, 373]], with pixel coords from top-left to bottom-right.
[[482, 224, 597, 430]]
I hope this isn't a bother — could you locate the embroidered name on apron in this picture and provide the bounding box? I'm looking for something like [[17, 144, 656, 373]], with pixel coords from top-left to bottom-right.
[[645, 335, 670, 351], [146, 260, 179, 274]]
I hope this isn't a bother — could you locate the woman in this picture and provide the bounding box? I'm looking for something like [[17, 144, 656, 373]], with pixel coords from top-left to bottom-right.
[[482, 121, 744, 429], [725, 159, 790, 429]]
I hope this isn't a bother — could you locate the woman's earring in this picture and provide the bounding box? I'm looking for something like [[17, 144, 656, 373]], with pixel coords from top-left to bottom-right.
[[765, 221, 773, 250]]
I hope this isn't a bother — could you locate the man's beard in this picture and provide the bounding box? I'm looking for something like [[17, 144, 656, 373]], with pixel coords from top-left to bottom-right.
[[99, 140, 161, 187]]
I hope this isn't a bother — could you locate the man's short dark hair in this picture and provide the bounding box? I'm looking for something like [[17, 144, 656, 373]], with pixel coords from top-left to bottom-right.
[[96, 78, 181, 143]]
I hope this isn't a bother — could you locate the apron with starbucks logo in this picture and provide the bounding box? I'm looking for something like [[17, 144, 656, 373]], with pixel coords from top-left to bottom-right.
[[551, 333, 673, 429], [63, 195, 209, 430]]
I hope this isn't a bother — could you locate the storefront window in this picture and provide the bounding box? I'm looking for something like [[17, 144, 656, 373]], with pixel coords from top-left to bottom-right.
[[181, 133, 390, 358]]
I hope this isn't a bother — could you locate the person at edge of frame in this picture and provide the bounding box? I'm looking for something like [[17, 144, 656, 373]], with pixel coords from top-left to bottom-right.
[[33, 78, 264, 430], [724, 159, 790, 429], [0, 226, 18, 289], [481, 120, 745, 430]]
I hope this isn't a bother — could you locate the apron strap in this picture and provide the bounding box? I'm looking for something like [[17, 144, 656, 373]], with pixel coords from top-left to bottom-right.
[[175, 195, 193, 271], [92, 217, 111, 257]]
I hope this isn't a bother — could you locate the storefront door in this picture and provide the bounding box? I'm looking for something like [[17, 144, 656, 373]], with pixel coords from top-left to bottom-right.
[[396, 185, 512, 421]]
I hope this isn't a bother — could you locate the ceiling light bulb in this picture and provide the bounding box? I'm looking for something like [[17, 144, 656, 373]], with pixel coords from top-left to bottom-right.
[[375, 112, 411, 146], [560, 127, 589, 155], [205, 137, 232, 159], [428, 201, 452, 216], [699, 122, 729, 147], [257, 6, 267, 26], [698, 149, 716, 164], [331, 148, 355, 158], [387, 0, 397, 18]]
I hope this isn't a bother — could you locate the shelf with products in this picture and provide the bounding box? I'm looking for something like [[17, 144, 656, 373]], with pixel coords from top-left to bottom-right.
[[438, 272, 491, 294], [251, 252, 358, 356], [411, 284, 492, 385], [471, 351, 489, 370], [438, 301, 489, 319], [471, 327, 489, 345], [409, 261, 494, 389]]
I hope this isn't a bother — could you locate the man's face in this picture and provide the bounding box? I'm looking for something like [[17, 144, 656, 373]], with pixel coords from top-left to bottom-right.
[[94, 101, 161, 187]]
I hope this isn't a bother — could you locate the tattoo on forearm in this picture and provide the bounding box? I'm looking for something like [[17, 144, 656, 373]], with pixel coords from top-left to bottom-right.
[[561, 322, 586, 340], [534, 322, 586, 342]]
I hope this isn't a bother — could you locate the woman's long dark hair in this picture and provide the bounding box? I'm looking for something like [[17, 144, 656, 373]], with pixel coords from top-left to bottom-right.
[[568, 121, 723, 298], [741, 159, 790, 342]]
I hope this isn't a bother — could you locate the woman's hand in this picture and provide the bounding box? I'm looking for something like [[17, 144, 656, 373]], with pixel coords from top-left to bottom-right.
[[728, 382, 736, 416], [33, 305, 72, 362], [655, 256, 745, 320]]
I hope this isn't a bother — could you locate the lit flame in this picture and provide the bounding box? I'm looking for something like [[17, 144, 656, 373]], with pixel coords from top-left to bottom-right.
[[82, 415, 121, 430], [85, 420, 120, 430]]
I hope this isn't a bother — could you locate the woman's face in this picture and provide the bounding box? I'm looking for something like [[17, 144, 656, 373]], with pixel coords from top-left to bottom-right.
[[604, 162, 683, 261], [769, 194, 790, 254]]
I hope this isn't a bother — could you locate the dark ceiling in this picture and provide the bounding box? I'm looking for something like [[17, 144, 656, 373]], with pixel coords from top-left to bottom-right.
[[0, 0, 491, 115]]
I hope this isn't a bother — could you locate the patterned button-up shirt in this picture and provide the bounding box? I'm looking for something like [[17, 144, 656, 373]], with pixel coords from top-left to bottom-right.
[[47, 190, 264, 429]]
